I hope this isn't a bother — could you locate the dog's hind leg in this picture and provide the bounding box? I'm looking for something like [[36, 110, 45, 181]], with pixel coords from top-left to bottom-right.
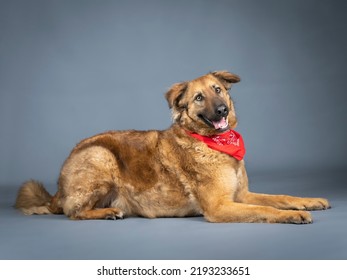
[[63, 190, 124, 220], [71, 208, 124, 220], [61, 180, 125, 220], [58, 144, 127, 220]]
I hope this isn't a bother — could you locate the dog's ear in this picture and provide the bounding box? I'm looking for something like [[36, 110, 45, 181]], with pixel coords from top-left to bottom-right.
[[212, 71, 240, 90], [165, 82, 188, 109]]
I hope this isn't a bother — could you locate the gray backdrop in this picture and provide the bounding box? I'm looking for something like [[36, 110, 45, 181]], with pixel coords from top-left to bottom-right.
[[1, 0, 346, 186], [1, 0, 347, 261]]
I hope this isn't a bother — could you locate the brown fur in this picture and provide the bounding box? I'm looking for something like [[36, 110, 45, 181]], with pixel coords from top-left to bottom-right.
[[15, 71, 330, 223]]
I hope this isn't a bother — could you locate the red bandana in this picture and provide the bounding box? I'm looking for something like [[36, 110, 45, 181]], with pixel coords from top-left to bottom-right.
[[186, 130, 246, 160]]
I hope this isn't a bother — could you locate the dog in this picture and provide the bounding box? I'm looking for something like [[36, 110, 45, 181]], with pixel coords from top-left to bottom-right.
[[15, 71, 330, 223]]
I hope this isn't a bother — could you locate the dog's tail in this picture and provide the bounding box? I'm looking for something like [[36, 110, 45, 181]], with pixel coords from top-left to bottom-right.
[[15, 180, 55, 215]]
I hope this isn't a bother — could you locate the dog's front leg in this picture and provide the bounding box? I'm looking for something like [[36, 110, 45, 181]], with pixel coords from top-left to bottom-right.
[[196, 188, 313, 224], [239, 192, 330, 211], [202, 199, 312, 224]]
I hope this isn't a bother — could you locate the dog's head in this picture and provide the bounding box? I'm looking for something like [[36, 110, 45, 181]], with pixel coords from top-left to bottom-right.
[[165, 71, 240, 136]]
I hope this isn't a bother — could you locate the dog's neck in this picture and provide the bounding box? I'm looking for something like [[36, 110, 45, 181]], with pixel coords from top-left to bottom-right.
[[185, 129, 246, 160]]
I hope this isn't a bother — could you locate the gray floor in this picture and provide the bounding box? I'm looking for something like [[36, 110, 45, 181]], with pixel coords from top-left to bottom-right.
[[1, 170, 346, 260]]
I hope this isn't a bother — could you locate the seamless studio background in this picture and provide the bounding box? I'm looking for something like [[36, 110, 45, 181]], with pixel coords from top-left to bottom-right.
[[0, 0, 347, 260]]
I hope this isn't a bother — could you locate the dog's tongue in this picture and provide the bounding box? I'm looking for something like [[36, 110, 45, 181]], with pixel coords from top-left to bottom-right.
[[212, 117, 228, 130]]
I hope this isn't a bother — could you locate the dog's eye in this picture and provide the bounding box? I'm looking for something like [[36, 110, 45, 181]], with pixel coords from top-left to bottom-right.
[[195, 94, 203, 101], [214, 86, 221, 94]]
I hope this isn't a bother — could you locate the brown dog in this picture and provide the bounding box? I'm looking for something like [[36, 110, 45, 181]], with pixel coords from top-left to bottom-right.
[[15, 71, 330, 223]]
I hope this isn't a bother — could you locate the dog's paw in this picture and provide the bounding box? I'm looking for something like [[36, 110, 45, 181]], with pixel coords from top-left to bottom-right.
[[307, 198, 330, 210], [105, 209, 124, 220], [295, 198, 330, 211], [281, 210, 313, 224], [104, 208, 124, 220]]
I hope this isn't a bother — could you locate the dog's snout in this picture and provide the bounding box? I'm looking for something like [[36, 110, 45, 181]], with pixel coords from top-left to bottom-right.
[[215, 104, 229, 118]]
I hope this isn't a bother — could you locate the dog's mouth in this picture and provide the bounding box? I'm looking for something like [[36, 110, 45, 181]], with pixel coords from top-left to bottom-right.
[[198, 115, 229, 132]]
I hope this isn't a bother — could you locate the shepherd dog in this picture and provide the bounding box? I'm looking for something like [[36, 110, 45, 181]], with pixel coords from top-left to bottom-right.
[[15, 71, 330, 223]]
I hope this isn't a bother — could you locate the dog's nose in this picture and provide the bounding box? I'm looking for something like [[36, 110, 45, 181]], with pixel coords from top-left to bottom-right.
[[215, 104, 229, 117]]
